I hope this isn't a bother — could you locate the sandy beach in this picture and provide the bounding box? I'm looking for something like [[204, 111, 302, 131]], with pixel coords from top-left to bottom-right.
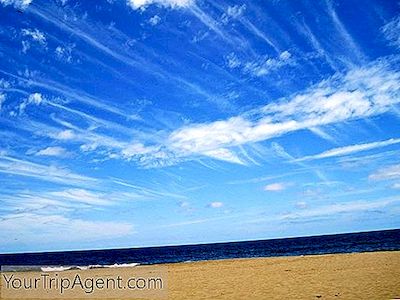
[[1, 251, 399, 299]]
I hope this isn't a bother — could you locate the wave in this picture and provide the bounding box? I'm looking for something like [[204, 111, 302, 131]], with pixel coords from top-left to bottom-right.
[[41, 266, 72, 272], [42, 263, 140, 272], [76, 263, 140, 270], [3, 263, 140, 272]]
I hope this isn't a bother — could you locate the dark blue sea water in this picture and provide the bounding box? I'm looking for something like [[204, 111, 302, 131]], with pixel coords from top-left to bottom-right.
[[1, 229, 399, 267]]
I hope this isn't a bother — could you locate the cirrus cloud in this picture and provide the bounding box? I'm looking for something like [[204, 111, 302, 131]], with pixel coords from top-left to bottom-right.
[[127, 0, 192, 10], [0, 0, 32, 9], [264, 182, 286, 192], [35, 146, 69, 157], [208, 201, 223, 208]]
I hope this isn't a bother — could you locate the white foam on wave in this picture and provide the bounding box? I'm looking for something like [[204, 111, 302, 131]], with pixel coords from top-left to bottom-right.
[[40, 266, 72, 272], [105, 263, 140, 268], [39, 263, 140, 272], [76, 265, 103, 270]]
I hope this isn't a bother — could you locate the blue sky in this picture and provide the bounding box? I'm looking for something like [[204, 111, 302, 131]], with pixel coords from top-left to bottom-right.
[[0, 0, 400, 253]]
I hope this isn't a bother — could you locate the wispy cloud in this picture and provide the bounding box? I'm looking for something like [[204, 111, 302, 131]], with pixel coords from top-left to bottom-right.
[[245, 197, 399, 224], [148, 15, 161, 26], [21, 29, 46, 45], [308, 127, 337, 143], [111, 178, 186, 200], [54, 44, 75, 63], [382, 16, 400, 49], [295, 201, 308, 209], [0, 0, 32, 9], [0, 213, 133, 251], [392, 183, 400, 189], [280, 198, 397, 220], [18, 92, 44, 114], [1, 70, 130, 118], [55, 129, 75, 140], [1, 186, 144, 215], [369, 164, 400, 181], [0, 93, 5, 110], [225, 51, 293, 77], [325, 0, 365, 63], [49, 56, 398, 168], [243, 51, 293, 77], [221, 4, 246, 24], [202, 148, 245, 165], [13, 3, 233, 112], [264, 182, 288, 192], [127, 0, 192, 10], [0, 154, 97, 186], [47, 189, 113, 206], [160, 58, 400, 165], [208, 201, 223, 208], [35, 146, 69, 157], [296, 138, 400, 162]]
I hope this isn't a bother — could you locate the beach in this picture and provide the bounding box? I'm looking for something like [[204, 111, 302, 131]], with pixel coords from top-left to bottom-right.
[[1, 250, 399, 299]]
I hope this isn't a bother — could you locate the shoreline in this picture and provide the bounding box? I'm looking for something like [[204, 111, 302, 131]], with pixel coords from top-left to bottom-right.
[[159, 248, 400, 266], [2, 249, 400, 271]]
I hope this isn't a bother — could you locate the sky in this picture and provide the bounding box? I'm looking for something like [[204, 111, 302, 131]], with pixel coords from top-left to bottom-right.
[[0, 0, 400, 253]]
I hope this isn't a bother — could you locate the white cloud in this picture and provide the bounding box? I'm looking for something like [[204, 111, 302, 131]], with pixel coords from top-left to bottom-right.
[[296, 138, 400, 161], [264, 182, 286, 192], [19, 93, 44, 114], [0, 154, 97, 186], [0, 93, 5, 110], [369, 164, 400, 181], [203, 148, 244, 164], [0, 213, 133, 248], [121, 142, 157, 158], [62, 57, 397, 168], [226, 51, 293, 76], [208, 201, 223, 208], [1, 188, 143, 216], [35, 146, 68, 157], [382, 16, 400, 49], [21, 40, 30, 53], [120, 143, 178, 167], [48, 189, 112, 206], [0, 79, 10, 89], [227, 4, 246, 18], [55, 129, 76, 140], [295, 201, 308, 209], [163, 58, 400, 164], [21, 28, 46, 45], [221, 4, 246, 24], [127, 0, 192, 10], [149, 15, 161, 26], [242, 197, 400, 225], [0, 0, 32, 9], [308, 127, 336, 143], [279, 50, 291, 60], [392, 183, 400, 189], [37, 57, 400, 168], [178, 201, 190, 208], [243, 51, 293, 77], [280, 199, 397, 220], [28, 92, 43, 104], [169, 116, 250, 154], [226, 53, 241, 69], [55, 44, 74, 62]]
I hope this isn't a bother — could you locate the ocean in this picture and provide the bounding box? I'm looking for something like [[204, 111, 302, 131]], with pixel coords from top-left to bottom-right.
[[1, 229, 399, 269]]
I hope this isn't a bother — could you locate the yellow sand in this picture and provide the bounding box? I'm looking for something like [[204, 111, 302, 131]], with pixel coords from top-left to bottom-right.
[[166, 251, 400, 299], [1, 251, 399, 299]]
